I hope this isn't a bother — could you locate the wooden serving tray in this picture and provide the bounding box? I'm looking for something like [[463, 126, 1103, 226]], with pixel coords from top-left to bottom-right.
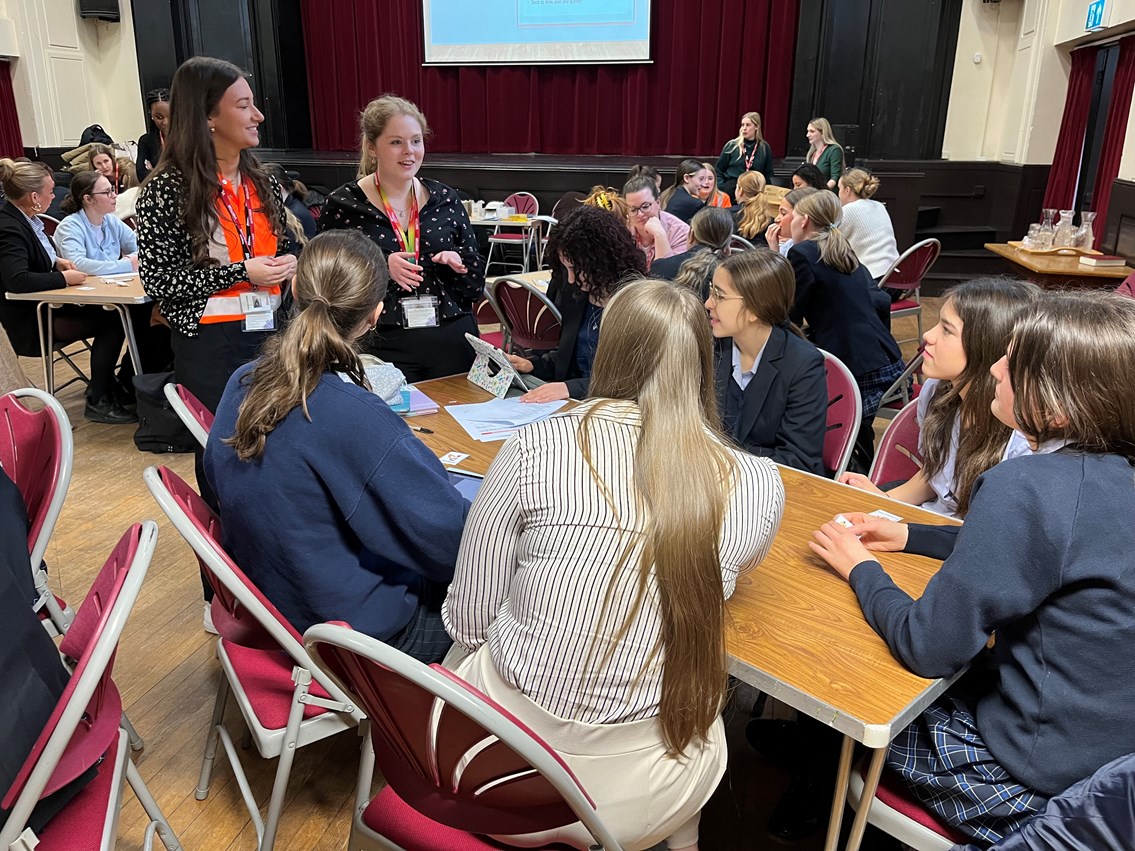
[[1008, 241, 1101, 257]]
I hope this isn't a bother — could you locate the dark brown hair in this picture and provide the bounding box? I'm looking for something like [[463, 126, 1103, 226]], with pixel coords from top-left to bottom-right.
[[921, 278, 1041, 516], [544, 206, 646, 304], [153, 56, 283, 267], [60, 171, 105, 215]]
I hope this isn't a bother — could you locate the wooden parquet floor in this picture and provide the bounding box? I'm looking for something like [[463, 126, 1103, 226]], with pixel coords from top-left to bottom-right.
[[14, 302, 934, 850]]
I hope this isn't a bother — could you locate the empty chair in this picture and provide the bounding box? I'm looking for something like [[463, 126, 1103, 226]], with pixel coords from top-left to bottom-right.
[[878, 239, 941, 345], [0, 521, 181, 851], [485, 191, 540, 275], [820, 350, 863, 479], [489, 275, 562, 354], [304, 620, 624, 851]]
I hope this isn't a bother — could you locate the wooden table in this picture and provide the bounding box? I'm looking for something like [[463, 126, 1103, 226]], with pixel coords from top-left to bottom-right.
[[5, 274, 150, 394], [411, 374, 962, 851], [984, 242, 1134, 287], [486, 269, 551, 293]]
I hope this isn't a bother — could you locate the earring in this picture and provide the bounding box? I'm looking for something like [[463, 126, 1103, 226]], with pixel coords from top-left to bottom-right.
[[209, 126, 215, 134], [32, 201, 41, 213]]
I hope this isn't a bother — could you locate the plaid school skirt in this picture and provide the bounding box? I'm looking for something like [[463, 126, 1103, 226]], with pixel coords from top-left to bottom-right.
[[886, 696, 1048, 845], [856, 358, 906, 420]]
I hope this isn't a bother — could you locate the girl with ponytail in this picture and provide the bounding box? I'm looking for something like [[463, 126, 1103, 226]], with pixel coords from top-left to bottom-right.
[[787, 190, 903, 472], [205, 230, 469, 661]]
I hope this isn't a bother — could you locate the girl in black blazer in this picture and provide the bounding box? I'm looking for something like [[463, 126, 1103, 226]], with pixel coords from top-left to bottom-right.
[[660, 159, 711, 225], [0, 159, 134, 423], [786, 190, 903, 472], [508, 206, 646, 402], [707, 250, 827, 475]]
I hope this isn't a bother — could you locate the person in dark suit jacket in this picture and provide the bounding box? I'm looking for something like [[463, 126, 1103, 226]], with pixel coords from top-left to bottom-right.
[[660, 158, 710, 225], [507, 206, 646, 402], [708, 250, 827, 475], [0, 159, 134, 423]]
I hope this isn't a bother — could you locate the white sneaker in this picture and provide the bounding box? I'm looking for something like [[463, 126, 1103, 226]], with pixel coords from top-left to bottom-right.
[[203, 602, 219, 635]]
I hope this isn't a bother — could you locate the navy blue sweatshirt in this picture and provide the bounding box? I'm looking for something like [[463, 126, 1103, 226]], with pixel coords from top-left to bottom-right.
[[849, 451, 1135, 796], [204, 363, 469, 640]]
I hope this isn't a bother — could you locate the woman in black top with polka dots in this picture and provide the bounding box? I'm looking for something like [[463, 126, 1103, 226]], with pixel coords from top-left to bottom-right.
[[319, 95, 485, 381]]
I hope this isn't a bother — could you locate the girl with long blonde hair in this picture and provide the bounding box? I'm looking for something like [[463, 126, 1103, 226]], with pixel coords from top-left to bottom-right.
[[734, 170, 769, 240], [715, 111, 774, 200], [805, 117, 844, 189], [444, 278, 784, 851], [205, 229, 468, 660]]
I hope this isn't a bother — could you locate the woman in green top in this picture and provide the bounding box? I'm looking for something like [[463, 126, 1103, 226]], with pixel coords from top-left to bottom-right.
[[805, 117, 844, 189], [715, 111, 773, 202]]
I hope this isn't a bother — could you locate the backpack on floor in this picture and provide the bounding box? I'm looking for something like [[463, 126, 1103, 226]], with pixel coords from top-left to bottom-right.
[[132, 371, 197, 454]]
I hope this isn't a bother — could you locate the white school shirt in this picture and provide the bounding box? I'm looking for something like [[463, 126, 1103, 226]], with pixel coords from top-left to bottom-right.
[[442, 399, 784, 724]]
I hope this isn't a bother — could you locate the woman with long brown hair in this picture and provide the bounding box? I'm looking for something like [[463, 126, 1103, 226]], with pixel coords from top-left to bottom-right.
[[444, 278, 784, 851], [205, 230, 467, 661]]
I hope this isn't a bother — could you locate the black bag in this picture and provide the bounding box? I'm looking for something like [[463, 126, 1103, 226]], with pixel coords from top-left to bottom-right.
[[79, 124, 113, 146], [132, 372, 197, 454]]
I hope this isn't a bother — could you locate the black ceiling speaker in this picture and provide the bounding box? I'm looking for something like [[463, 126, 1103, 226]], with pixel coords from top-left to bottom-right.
[[79, 0, 121, 23]]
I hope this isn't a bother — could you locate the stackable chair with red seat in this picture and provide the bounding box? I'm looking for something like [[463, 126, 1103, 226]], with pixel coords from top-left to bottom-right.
[[820, 350, 863, 479], [473, 289, 508, 350], [878, 239, 941, 345], [485, 191, 540, 275], [0, 388, 75, 636], [36, 214, 61, 237], [869, 399, 922, 486], [144, 465, 363, 851], [163, 383, 213, 450], [0, 521, 181, 851], [875, 351, 925, 420], [303, 621, 624, 851], [845, 760, 967, 851], [489, 276, 562, 356]]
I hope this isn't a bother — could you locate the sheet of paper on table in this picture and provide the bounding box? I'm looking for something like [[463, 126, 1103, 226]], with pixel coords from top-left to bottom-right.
[[446, 397, 567, 442]]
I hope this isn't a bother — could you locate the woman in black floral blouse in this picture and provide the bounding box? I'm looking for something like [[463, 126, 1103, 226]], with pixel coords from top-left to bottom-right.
[[319, 95, 484, 381]]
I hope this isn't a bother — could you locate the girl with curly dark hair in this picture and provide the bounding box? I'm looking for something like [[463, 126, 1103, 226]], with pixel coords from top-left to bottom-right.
[[507, 205, 646, 402]]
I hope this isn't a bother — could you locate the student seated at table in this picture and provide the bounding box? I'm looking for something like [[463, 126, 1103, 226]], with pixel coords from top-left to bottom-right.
[[652, 206, 734, 299], [787, 189, 903, 472], [55, 171, 138, 275], [790, 163, 827, 191], [837, 168, 899, 285], [88, 143, 138, 194], [732, 170, 769, 242], [506, 205, 646, 403], [581, 184, 628, 221], [624, 175, 690, 270], [443, 278, 785, 851], [660, 158, 709, 225], [0, 158, 135, 424], [811, 290, 1135, 847], [708, 251, 827, 475], [840, 278, 1040, 518], [205, 230, 469, 663], [700, 163, 733, 209], [765, 186, 817, 257]]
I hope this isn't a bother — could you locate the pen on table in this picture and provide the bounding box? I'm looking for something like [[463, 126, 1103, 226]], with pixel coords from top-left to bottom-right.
[[408, 425, 433, 434]]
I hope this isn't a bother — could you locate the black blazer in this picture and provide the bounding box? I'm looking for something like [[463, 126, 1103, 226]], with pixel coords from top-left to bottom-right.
[[786, 239, 900, 378], [715, 324, 828, 475], [0, 203, 66, 356], [664, 187, 705, 224], [531, 287, 590, 399]]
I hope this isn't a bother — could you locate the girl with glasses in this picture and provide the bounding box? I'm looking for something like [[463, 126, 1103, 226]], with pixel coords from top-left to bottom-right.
[[56, 171, 138, 276]]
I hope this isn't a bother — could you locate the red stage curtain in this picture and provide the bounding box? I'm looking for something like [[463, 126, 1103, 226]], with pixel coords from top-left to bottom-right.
[[1090, 35, 1135, 249], [300, 0, 798, 157], [0, 62, 23, 158], [1042, 45, 1099, 211]]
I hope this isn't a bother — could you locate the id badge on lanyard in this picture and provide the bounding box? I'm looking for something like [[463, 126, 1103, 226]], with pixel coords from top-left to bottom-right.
[[219, 179, 276, 332], [376, 176, 435, 329]]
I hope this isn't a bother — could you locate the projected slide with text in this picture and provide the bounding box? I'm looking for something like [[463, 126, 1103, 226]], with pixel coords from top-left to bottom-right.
[[423, 0, 651, 62]]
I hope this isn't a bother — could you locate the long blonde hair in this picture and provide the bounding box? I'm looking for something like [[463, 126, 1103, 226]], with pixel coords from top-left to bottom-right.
[[731, 111, 764, 154], [357, 94, 430, 178], [807, 117, 841, 154], [793, 190, 858, 274], [226, 231, 389, 460], [584, 278, 737, 755], [735, 171, 769, 238]]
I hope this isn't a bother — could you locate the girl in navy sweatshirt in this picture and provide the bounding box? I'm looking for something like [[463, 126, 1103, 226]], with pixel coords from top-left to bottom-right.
[[811, 291, 1135, 845]]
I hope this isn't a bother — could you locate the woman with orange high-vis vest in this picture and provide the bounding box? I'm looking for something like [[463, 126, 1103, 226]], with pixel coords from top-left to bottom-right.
[[137, 56, 295, 419]]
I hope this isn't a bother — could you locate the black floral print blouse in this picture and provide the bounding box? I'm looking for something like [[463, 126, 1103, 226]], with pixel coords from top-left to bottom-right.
[[136, 167, 288, 336], [318, 177, 485, 328]]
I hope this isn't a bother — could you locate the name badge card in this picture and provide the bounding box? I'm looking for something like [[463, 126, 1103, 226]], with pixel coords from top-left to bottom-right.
[[402, 295, 439, 329]]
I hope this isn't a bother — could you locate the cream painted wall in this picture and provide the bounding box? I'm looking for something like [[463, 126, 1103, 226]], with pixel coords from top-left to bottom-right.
[[6, 0, 143, 149]]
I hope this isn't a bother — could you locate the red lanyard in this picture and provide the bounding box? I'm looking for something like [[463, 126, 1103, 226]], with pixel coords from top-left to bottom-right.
[[375, 175, 419, 262], [217, 178, 256, 261], [743, 140, 758, 170]]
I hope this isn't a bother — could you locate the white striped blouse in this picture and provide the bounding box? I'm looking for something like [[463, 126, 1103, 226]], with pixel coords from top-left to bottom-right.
[[442, 399, 785, 725]]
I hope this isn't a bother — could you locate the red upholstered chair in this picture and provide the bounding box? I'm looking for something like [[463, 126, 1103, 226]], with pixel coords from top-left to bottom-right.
[[36, 213, 61, 237], [486, 191, 540, 275], [163, 383, 213, 450], [869, 399, 922, 486], [820, 350, 863, 479], [303, 621, 624, 851], [489, 276, 562, 355], [1116, 272, 1135, 299], [0, 388, 75, 636], [0, 521, 181, 851], [474, 288, 508, 350], [879, 239, 941, 345], [846, 758, 967, 850], [144, 466, 362, 851]]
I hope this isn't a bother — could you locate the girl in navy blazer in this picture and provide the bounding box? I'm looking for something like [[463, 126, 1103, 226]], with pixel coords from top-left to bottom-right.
[[708, 250, 827, 475], [787, 190, 903, 471]]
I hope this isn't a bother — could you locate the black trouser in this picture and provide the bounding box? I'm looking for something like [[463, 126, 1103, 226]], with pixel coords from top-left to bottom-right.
[[360, 314, 479, 382], [51, 305, 126, 402]]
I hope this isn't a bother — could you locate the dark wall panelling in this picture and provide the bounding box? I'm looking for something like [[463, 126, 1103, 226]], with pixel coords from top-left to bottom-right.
[[1103, 179, 1135, 261]]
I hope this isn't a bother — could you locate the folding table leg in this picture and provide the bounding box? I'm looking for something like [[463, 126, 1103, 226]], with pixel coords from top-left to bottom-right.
[[37, 302, 53, 395], [843, 746, 886, 851], [111, 304, 143, 375], [823, 735, 855, 851]]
